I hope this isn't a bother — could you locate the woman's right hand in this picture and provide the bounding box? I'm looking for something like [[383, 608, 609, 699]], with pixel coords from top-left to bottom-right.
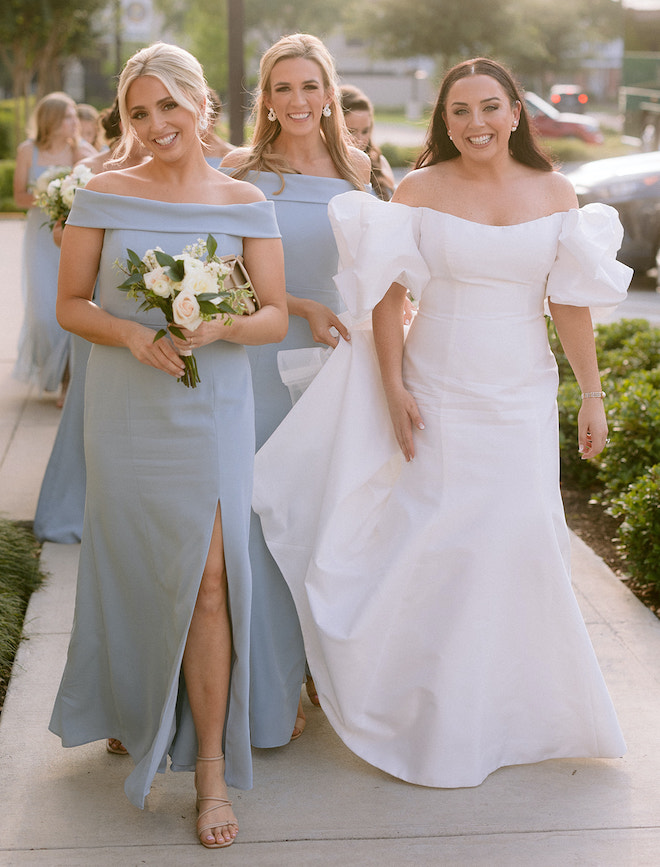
[[124, 322, 186, 379], [296, 298, 350, 348], [384, 385, 425, 462]]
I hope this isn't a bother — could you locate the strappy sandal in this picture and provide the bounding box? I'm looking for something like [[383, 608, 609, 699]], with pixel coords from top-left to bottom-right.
[[195, 755, 238, 849], [106, 738, 128, 755]]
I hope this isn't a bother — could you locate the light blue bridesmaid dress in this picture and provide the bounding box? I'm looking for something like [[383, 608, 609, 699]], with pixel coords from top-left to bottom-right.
[[49, 188, 281, 809], [33, 334, 90, 543], [13, 146, 71, 392], [225, 171, 359, 747]]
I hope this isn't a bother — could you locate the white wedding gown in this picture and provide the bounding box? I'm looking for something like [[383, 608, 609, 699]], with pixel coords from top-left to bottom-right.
[[253, 191, 630, 788]]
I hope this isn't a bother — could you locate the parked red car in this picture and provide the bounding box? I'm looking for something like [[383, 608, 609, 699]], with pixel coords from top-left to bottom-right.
[[524, 91, 603, 145], [550, 84, 590, 113]]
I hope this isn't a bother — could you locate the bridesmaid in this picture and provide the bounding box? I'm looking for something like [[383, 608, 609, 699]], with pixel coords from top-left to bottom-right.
[[34, 99, 149, 546], [49, 43, 287, 848], [13, 92, 95, 398], [222, 33, 371, 745], [340, 83, 396, 201]]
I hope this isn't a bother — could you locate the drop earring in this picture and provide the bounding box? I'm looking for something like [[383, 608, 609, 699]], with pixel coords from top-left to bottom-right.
[[322, 103, 332, 118], [267, 107, 277, 122], [447, 130, 453, 141]]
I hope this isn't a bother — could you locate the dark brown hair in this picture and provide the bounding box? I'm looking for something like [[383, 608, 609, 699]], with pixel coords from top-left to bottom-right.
[[340, 84, 393, 201], [415, 57, 553, 172]]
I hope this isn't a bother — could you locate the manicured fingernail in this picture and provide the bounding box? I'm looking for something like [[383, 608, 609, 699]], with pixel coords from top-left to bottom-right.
[[418, 423, 425, 430]]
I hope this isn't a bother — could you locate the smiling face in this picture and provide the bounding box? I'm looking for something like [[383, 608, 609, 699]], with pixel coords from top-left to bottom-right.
[[443, 74, 520, 160], [265, 57, 332, 136], [126, 75, 199, 159]]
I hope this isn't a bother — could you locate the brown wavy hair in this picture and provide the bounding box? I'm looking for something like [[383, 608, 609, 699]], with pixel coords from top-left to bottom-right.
[[415, 57, 553, 172]]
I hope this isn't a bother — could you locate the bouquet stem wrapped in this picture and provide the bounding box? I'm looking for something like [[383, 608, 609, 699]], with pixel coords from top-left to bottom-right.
[[116, 234, 260, 388]]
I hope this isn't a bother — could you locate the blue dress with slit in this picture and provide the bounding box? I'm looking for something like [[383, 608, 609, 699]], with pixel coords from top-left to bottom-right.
[[49, 188, 280, 808]]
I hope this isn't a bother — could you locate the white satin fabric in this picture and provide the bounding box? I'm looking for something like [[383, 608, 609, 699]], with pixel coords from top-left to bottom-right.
[[253, 192, 630, 788]]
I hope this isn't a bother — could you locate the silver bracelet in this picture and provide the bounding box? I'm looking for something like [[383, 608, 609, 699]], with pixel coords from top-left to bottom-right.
[[581, 391, 606, 399]]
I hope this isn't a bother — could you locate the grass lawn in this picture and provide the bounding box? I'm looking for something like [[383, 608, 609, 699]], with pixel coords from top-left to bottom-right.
[[0, 520, 44, 714]]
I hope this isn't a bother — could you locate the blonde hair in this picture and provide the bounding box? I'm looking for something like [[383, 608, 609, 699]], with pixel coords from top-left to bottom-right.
[[114, 42, 212, 163], [29, 92, 78, 150], [229, 33, 363, 193]]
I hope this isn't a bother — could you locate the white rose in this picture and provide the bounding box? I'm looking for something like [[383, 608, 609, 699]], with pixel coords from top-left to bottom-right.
[[47, 178, 62, 198], [72, 164, 94, 184], [142, 247, 163, 271], [179, 262, 217, 297], [172, 290, 203, 331], [60, 177, 77, 208], [144, 265, 175, 298]]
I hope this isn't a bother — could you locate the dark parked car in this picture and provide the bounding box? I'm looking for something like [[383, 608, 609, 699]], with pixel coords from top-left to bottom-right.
[[566, 151, 660, 273], [549, 84, 590, 114], [524, 92, 603, 145]]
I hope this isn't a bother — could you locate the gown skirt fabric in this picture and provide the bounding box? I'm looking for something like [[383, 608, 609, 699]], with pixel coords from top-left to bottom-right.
[[230, 171, 357, 747], [253, 191, 631, 788], [33, 334, 90, 543], [13, 148, 71, 392], [49, 189, 281, 808]]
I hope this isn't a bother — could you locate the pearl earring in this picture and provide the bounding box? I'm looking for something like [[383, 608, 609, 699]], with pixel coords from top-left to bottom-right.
[[322, 103, 332, 118], [447, 130, 453, 141], [267, 107, 277, 122], [511, 123, 518, 131]]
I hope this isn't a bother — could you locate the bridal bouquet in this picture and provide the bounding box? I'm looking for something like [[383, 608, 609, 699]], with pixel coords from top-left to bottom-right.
[[116, 234, 259, 388], [34, 163, 94, 230]]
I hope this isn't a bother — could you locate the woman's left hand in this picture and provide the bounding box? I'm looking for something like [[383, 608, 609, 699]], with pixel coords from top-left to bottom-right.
[[170, 320, 218, 355], [578, 399, 608, 460]]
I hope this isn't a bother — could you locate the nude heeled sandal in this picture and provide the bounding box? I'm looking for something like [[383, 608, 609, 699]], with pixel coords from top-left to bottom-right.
[[195, 755, 238, 849]]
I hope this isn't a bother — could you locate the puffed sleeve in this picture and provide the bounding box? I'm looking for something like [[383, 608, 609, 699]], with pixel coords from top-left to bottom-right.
[[546, 204, 632, 308], [328, 190, 430, 322]]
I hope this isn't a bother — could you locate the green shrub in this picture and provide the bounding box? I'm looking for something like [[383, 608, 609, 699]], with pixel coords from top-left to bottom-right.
[[610, 464, 660, 589], [380, 142, 422, 168], [0, 159, 14, 197], [595, 318, 651, 352], [598, 327, 660, 378], [597, 368, 660, 503], [0, 104, 15, 160]]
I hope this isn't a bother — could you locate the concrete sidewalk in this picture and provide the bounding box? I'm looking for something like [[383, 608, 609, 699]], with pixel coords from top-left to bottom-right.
[[1, 216, 660, 865]]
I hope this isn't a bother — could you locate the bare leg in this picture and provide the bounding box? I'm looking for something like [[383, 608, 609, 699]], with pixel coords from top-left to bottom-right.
[[182, 506, 238, 847]]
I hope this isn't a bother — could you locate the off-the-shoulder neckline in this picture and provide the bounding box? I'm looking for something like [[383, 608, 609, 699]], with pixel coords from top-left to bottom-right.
[[417, 206, 573, 229], [77, 188, 269, 208]]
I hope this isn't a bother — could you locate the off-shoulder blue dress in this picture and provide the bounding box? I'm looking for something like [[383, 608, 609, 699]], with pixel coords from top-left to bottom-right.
[[49, 188, 280, 808], [13, 146, 71, 392], [230, 171, 357, 747], [33, 333, 90, 542]]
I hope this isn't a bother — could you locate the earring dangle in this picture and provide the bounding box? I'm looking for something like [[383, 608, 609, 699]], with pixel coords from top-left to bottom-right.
[[322, 103, 332, 118], [511, 123, 518, 131], [447, 130, 453, 141], [267, 107, 277, 122]]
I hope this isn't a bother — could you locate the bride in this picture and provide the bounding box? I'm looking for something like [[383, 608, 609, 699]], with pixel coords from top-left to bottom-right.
[[252, 57, 631, 788]]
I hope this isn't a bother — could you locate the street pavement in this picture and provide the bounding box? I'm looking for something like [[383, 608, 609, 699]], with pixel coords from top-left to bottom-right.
[[1, 215, 660, 865]]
